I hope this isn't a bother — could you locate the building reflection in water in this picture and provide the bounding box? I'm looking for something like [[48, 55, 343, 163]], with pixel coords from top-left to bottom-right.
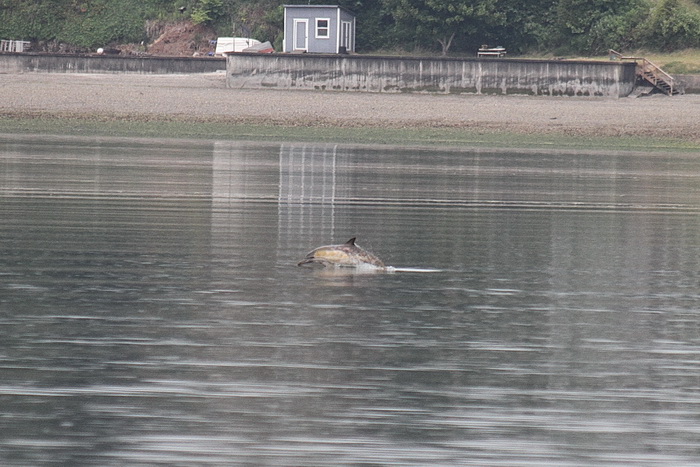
[[278, 143, 343, 251], [212, 141, 346, 263]]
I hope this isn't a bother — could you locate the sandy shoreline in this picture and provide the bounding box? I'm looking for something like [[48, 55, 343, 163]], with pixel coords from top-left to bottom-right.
[[2, 72, 699, 142]]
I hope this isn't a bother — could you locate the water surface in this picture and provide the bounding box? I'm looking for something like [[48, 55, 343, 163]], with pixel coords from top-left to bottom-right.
[[2, 135, 700, 465]]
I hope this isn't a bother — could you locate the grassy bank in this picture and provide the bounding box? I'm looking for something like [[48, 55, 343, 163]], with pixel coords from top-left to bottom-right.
[[641, 49, 700, 74], [520, 49, 700, 74], [1, 111, 698, 152]]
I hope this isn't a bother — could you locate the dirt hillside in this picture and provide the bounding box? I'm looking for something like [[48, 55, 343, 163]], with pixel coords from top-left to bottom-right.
[[120, 21, 217, 56]]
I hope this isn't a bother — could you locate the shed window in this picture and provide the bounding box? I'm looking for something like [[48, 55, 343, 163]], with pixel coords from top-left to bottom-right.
[[316, 18, 330, 39]]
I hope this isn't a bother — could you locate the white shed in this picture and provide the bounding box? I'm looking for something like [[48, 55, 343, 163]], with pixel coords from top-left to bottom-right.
[[283, 5, 355, 54]]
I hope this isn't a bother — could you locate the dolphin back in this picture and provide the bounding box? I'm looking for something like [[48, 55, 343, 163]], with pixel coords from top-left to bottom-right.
[[297, 237, 385, 268]]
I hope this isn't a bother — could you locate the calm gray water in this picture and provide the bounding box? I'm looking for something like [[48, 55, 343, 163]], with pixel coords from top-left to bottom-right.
[[2, 135, 700, 466]]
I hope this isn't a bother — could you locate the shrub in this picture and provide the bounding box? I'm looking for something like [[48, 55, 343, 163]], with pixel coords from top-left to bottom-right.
[[585, 5, 650, 54], [642, 0, 700, 51]]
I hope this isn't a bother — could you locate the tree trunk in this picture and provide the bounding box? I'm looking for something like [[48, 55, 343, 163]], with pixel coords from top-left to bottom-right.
[[438, 32, 456, 56]]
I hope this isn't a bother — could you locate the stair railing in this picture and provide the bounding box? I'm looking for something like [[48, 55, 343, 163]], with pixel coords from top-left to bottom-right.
[[638, 58, 675, 95], [609, 49, 675, 95]]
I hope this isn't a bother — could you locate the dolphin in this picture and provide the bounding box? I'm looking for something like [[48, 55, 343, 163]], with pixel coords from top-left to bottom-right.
[[297, 237, 385, 269]]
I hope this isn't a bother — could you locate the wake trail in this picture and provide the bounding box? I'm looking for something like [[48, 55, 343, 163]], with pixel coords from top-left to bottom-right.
[[387, 267, 443, 273]]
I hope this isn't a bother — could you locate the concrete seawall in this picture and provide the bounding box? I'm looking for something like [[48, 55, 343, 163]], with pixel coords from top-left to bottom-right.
[[3, 52, 695, 95], [677, 74, 700, 94], [0, 52, 225, 74], [227, 53, 638, 98]]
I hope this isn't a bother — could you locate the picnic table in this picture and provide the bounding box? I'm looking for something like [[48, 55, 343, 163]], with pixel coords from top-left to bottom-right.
[[477, 46, 506, 58]]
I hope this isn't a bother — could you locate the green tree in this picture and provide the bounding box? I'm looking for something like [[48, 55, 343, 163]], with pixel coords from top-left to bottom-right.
[[191, 0, 225, 25], [488, 0, 557, 53], [382, 0, 505, 55], [0, 0, 148, 50], [553, 0, 653, 53], [585, 2, 650, 54], [0, 0, 67, 42], [58, 0, 146, 49], [643, 0, 700, 50], [3, 0, 697, 56]]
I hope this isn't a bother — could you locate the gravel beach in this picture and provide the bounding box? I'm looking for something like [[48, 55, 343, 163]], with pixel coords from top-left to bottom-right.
[[2, 72, 699, 142]]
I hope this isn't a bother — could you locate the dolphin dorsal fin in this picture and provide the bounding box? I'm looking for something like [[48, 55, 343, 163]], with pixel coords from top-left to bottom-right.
[[345, 237, 357, 246]]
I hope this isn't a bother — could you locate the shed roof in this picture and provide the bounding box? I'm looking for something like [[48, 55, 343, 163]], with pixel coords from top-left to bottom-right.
[[283, 4, 355, 16]]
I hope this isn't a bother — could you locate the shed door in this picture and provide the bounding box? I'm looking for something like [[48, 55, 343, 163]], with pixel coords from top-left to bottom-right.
[[293, 19, 308, 51], [340, 21, 352, 51]]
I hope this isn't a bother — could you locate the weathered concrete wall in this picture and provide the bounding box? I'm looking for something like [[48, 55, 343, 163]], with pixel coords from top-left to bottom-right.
[[0, 53, 225, 74], [675, 74, 700, 94], [227, 53, 638, 97]]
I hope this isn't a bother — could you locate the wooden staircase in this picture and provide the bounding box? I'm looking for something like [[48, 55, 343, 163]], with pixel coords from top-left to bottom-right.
[[609, 49, 678, 96]]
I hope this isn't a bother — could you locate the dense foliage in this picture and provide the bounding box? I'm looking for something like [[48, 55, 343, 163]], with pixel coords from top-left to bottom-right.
[[1, 0, 699, 55]]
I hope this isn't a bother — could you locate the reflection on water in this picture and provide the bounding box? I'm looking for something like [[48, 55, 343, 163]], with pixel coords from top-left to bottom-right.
[[2, 135, 700, 465]]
